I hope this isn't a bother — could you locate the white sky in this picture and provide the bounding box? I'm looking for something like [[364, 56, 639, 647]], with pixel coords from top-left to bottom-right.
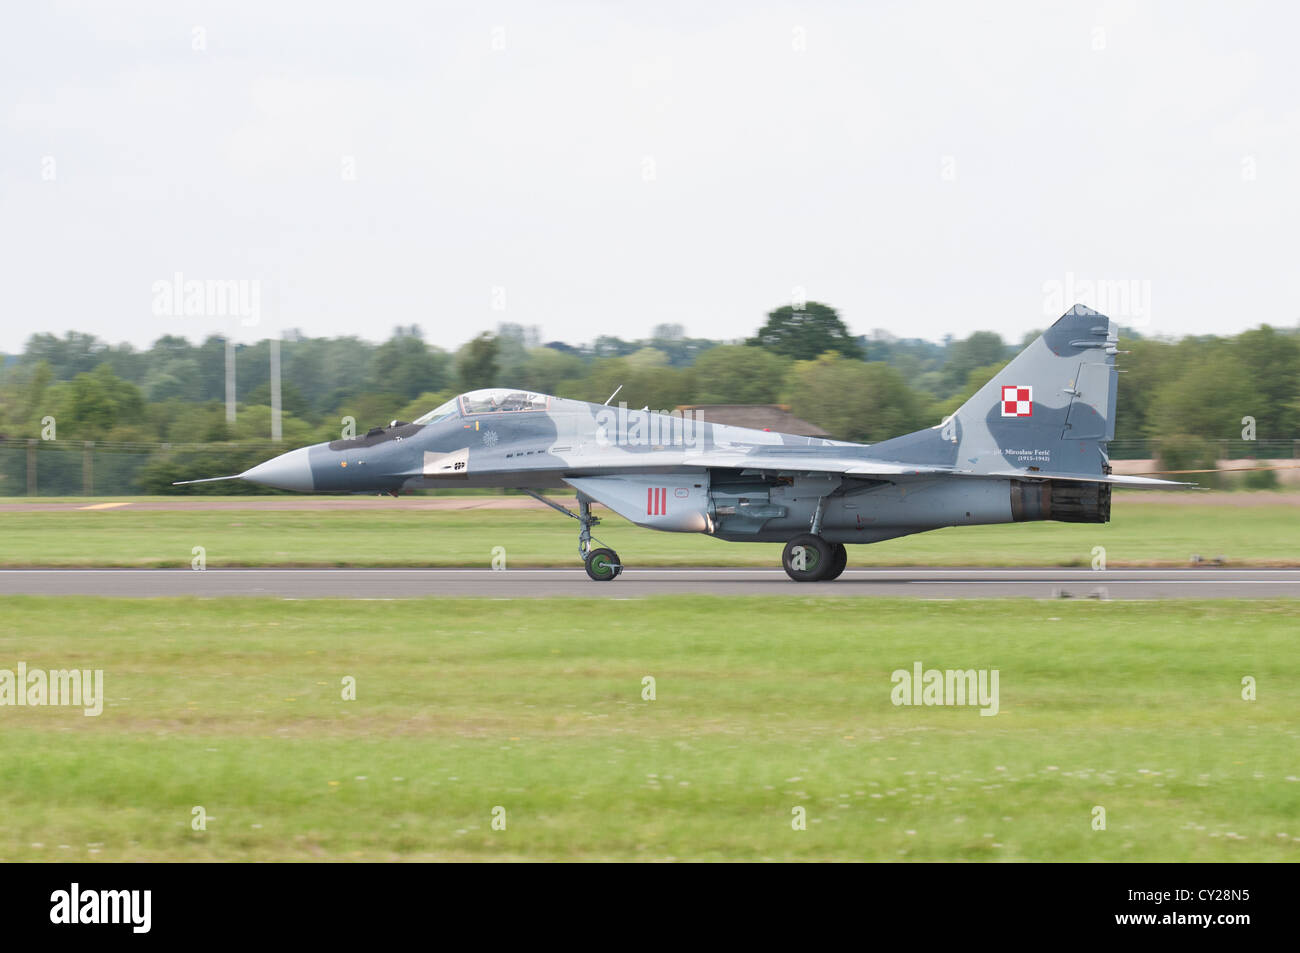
[[3, 0, 1298, 354]]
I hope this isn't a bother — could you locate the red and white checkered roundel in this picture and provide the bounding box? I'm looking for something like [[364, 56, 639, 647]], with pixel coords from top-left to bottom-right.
[[1001, 385, 1033, 417]]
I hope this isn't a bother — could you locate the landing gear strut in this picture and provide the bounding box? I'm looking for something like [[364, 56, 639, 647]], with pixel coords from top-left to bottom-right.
[[522, 490, 623, 582], [782, 535, 847, 582], [781, 491, 848, 581], [577, 498, 622, 581]]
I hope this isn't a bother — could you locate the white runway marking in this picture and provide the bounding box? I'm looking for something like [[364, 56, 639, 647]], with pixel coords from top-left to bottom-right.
[[0, 567, 1297, 599], [2, 568, 1298, 576]]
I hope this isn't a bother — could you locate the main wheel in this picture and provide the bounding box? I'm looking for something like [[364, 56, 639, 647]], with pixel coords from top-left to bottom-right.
[[782, 534, 833, 582], [584, 547, 622, 581], [824, 543, 848, 581]]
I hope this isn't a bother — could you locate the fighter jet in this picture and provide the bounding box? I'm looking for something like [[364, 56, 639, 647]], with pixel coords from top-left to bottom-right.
[[177, 306, 1186, 581]]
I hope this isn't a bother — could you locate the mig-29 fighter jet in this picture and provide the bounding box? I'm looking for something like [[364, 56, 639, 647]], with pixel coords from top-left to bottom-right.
[[177, 306, 1185, 581]]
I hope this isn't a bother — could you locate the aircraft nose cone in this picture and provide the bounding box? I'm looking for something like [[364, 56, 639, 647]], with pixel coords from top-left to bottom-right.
[[243, 446, 315, 491]]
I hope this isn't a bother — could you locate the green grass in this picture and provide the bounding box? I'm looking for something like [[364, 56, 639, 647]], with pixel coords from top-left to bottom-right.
[[0, 596, 1296, 861], [0, 499, 1297, 567]]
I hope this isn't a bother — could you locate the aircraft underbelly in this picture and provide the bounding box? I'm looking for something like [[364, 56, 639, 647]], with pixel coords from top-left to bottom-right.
[[830, 477, 1013, 530], [413, 466, 1021, 539], [710, 475, 1015, 541]]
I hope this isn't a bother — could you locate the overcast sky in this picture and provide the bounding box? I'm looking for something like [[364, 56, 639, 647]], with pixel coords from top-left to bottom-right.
[[3, 0, 1298, 355]]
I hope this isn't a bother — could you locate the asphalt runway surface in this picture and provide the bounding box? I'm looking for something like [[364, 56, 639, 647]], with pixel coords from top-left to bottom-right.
[[1, 568, 1298, 598]]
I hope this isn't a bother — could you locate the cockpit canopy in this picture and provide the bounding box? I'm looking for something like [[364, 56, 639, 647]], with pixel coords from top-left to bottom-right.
[[411, 397, 459, 426], [412, 388, 550, 425]]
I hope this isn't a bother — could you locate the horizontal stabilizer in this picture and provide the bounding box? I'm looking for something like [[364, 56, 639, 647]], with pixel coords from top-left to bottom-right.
[[984, 470, 1194, 488]]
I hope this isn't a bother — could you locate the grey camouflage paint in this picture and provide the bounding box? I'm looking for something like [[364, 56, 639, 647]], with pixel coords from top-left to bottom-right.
[[208, 306, 1174, 546]]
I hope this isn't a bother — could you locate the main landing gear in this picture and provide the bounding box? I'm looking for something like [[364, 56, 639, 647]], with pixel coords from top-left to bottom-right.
[[780, 493, 847, 582], [781, 534, 847, 582], [522, 490, 623, 582]]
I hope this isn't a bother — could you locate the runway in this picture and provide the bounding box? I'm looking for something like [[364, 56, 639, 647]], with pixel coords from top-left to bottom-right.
[[1, 567, 1299, 598]]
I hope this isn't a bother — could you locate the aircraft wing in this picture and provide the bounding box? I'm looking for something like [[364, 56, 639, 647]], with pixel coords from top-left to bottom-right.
[[556, 449, 958, 477], [688, 452, 955, 476]]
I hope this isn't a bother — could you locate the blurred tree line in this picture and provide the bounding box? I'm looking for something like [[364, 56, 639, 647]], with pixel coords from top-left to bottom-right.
[[1, 303, 1297, 492]]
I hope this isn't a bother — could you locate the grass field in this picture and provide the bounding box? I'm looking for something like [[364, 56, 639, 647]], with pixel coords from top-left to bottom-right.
[[0, 498, 1297, 567], [1, 596, 1296, 861]]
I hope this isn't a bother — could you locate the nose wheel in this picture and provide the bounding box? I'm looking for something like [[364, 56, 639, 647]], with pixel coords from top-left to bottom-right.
[[584, 547, 622, 581]]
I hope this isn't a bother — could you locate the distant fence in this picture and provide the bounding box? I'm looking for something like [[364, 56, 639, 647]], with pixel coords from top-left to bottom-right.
[[1106, 439, 1300, 461], [0, 438, 288, 496], [1, 436, 1297, 496]]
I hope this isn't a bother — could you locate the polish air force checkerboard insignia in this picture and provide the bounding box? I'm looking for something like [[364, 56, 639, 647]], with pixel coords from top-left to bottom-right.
[[1001, 385, 1033, 417]]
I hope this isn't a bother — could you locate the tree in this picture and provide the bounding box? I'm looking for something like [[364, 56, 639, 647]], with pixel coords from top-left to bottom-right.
[[283, 335, 376, 417], [492, 325, 532, 386], [1143, 351, 1255, 446], [228, 404, 316, 444], [940, 331, 1011, 395], [748, 302, 863, 361], [691, 345, 790, 404], [783, 352, 927, 442], [367, 332, 451, 402], [245, 380, 311, 420], [933, 361, 1006, 420], [1111, 337, 1177, 446], [1233, 325, 1300, 439], [646, 327, 716, 366], [45, 363, 145, 439], [517, 348, 586, 395], [21, 331, 105, 379], [333, 391, 404, 432], [456, 333, 500, 391], [142, 357, 201, 402], [590, 335, 637, 359], [194, 336, 230, 403], [563, 355, 696, 412], [626, 347, 669, 368], [0, 360, 53, 436]]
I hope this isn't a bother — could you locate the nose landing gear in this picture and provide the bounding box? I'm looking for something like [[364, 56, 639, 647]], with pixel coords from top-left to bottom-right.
[[576, 498, 621, 581], [522, 489, 623, 582]]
